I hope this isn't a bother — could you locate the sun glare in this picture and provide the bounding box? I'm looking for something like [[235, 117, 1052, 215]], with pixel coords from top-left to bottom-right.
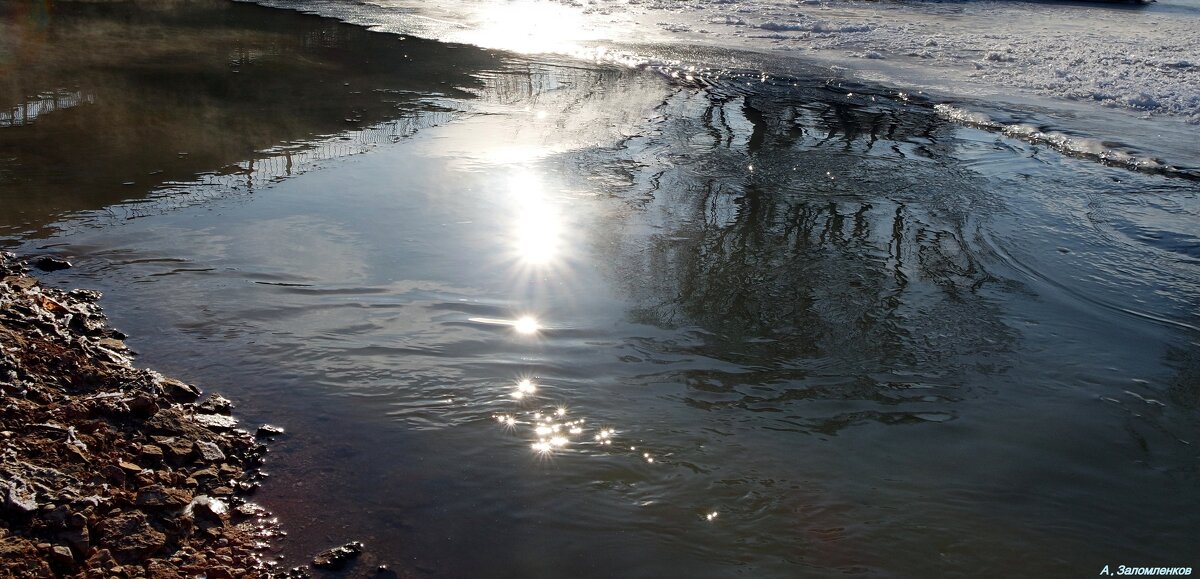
[[461, 0, 593, 54], [508, 172, 563, 267], [514, 316, 540, 334]]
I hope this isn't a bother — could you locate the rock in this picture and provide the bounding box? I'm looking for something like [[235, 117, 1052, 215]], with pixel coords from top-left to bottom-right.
[[33, 257, 72, 272], [134, 485, 191, 510], [58, 526, 90, 555], [50, 544, 75, 569], [194, 440, 226, 463], [193, 413, 237, 431], [146, 560, 181, 579], [256, 424, 285, 438], [46, 504, 72, 528], [159, 378, 201, 402], [184, 496, 228, 527], [0, 477, 39, 515], [160, 437, 194, 462], [139, 445, 164, 465], [67, 289, 101, 302], [189, 467, 218, 482], [97, 511, 166, 564], [101, 464, 127, 485], [198, 394, 233, 415], [128, 394, 159, 417], [96, 337, 127, 351], [118, 460, 144, 475], [4, 274, 38, 290], [312, 541, 364, 570]]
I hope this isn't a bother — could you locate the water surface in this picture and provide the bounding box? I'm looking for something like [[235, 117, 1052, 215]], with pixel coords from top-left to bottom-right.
[[3, 1, 1198, 576]]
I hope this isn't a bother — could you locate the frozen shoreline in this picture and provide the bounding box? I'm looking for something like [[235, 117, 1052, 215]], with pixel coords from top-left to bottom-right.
[[246, 0, 1200, 173]]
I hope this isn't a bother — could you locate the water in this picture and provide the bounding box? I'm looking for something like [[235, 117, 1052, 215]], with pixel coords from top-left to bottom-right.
[[3, 1, 1199, 576]]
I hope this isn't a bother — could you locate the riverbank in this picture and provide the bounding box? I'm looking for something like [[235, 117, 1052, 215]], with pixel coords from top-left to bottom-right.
[[0, 252, 280, 577]]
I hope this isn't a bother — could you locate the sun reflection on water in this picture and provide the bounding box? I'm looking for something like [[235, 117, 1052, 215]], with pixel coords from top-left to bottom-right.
[[467, 315, 542, 335], [507, 171, 563, 268], [455, 0, 599, 55]]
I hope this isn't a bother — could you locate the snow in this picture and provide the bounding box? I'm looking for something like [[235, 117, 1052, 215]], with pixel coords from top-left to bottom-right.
[[243, 0, 1200, 170]]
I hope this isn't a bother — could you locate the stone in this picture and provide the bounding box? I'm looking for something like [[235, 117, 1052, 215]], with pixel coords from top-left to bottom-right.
[[194, 440, 226, 463], [159, 378, 200, 402], [97, 511, 166, 564], [184, 496, 228, 527], [140, 445, 164, 464], [255, 424, 285, 438], [100, 464, 127, 486], [146, 560, 180, 579], [96, 338, 126, 351], [162, 438, 194, 462], [0, 476, 39, 515], [128, 394, 159, 417], [198, 394, 233, 415], [312, 541, 364, 570], [193, 414, 237, 431], [4, 274, 37, 290], [33, 257, 72, 272], [58, 526, 90, 555], [118, 460, 144, 474], [50, 545, 75, 569], [134, 485, 191, 510]]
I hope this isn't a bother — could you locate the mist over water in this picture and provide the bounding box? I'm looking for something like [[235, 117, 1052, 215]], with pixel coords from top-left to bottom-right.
[[3, 0, 1199, 576]]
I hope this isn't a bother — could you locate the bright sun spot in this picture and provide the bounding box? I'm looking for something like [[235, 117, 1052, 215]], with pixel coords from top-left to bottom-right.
[[508, 172, 563, 266], [461, 0, 594, 54], [514, 316, 541, 334]]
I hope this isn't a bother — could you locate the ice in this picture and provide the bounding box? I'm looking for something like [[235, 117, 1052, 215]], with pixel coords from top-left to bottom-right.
[[243, 0, 1200, 171]]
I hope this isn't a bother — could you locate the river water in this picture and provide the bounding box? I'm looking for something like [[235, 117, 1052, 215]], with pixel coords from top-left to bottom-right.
[[2, 0, 1198, 576]]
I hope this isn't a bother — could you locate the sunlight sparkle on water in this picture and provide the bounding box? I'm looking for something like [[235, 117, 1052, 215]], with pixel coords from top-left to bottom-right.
[[508, 172, 563, 267], [514, 316, 541, 334], [467, 316, 544, 335], [458, 0, 596, 54]]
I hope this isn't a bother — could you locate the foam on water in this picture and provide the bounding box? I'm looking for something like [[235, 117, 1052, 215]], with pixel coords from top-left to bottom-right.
[[934, 103, 1171, 174]]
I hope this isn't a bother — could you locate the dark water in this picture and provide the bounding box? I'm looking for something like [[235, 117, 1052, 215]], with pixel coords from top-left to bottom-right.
[[3, 1, 1199, 576]]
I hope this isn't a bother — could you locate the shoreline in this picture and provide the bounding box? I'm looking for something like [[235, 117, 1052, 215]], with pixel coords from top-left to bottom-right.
[[0, 252, 283, 577]]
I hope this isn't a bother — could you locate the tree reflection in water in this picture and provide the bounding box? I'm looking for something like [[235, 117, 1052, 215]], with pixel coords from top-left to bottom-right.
[[590, 76, 1019, 433]]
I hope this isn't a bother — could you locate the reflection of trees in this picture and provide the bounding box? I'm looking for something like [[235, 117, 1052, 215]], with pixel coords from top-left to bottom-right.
[[0, 0, 499, 237], [607, 83, 1015, 431]]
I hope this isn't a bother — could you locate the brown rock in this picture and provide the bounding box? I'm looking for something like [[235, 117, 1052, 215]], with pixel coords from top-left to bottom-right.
[[58, 525, 90, 554], [128, 394, 159, 417], [146, 560, 181, 579], [189, 468, 219, 482], [194, 440, 226, 463], [162, 438, 194, 462], [198, 394, 233, 415], [134, 485, 191, 510], [158, 378, 200, 402], [139, 445, 165, 465], [49, 544, 75, 570], [97, 511, 166, 564], [101, 464, 127, 486], [118, 460, 143, 474]]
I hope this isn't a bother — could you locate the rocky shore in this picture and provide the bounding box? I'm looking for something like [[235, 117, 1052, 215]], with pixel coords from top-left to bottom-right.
[[0, 252, 283, 577]]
